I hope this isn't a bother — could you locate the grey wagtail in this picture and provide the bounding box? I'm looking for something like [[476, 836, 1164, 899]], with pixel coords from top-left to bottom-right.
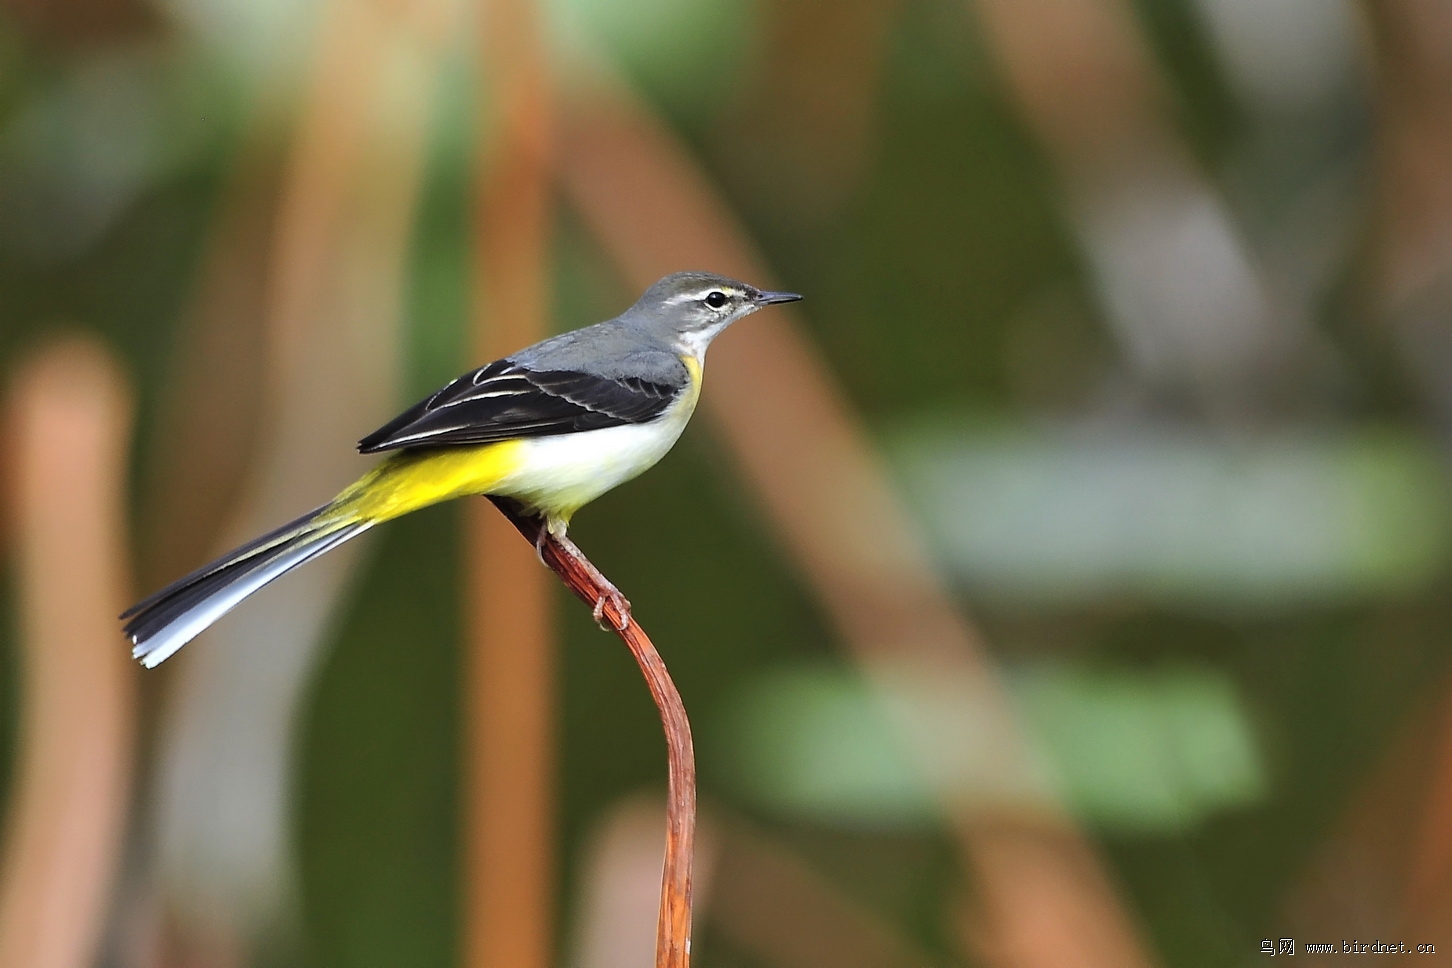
[[122, 271, 801, 667]]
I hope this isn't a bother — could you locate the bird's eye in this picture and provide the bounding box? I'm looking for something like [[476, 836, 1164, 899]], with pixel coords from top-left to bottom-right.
[[705, 290, 728, 309]]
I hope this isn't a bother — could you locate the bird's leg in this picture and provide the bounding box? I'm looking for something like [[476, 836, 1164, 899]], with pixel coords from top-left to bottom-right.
[[546, 529, 631, 631]]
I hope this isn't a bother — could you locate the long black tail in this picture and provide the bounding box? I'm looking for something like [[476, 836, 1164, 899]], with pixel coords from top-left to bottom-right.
[[122, 505, 370, 667]]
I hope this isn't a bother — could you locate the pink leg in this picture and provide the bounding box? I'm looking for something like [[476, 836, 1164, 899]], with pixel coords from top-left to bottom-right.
[[551, 531, 631, 631]]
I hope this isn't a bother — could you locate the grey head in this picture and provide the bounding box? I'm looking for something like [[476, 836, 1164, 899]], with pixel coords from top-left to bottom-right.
[[507, 271, 801, 380], [619, 271, 801, 357]]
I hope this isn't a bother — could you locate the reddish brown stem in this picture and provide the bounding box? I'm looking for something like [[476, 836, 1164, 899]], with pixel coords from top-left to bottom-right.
[[489, 497, 696, 968]]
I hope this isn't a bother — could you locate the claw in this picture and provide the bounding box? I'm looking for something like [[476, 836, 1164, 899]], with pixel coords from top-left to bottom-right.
[[534, 527, 548, 566], [592, 589, 631, 631]]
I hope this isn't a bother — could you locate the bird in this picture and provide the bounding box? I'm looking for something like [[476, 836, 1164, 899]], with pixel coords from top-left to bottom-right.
[[122, 271, 801, 668]]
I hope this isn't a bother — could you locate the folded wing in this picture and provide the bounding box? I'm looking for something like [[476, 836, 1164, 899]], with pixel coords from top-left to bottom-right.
[[358, 359, 683, 453]]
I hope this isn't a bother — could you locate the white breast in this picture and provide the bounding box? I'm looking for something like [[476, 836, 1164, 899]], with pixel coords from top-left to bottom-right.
[[491, 371, 701, 522]]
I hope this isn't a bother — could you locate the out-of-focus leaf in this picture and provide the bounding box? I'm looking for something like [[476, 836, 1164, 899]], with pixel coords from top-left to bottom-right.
[[0, 48, 229, 262], [157, 0, 321, 82], [550, 0, 756, 109], [721, 666, 939, 828], [718, 663, 1265, 834], [1194, 0, 1358, 111], [1011, 664, 1265, 832], [892, 423, 1452, 607]]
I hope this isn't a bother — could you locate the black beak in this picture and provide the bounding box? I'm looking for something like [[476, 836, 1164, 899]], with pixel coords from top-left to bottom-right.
[[756, 290, 803, 305]]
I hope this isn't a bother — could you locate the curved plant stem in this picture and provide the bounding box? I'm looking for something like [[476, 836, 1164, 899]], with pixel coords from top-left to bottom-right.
[[489, 497, 696, 968]]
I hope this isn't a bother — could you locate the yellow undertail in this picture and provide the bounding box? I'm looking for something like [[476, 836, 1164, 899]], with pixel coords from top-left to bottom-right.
[[326, 438, 532, 526]]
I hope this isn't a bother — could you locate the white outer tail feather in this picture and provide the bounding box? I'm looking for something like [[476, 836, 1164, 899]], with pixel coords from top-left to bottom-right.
[[131, 521, 372, 668]]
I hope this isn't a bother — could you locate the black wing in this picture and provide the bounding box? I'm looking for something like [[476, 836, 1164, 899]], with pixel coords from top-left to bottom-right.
[[358, 360, 683, 453]]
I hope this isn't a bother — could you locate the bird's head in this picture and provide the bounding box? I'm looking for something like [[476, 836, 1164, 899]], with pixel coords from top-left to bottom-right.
[[628, 271, 801, 357]]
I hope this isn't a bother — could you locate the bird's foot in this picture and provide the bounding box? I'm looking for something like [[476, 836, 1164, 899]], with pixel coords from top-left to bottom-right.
[[592, 587, 631, 632], [546, 526, 630, 631], [534, 526, 549, 566]]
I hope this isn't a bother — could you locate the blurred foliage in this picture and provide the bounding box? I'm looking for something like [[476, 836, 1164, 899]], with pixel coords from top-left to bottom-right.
[[718, 661, 1264, 833], [2, 0, 1451, 965], [0, 573, 15, 824], [552, 0, 757, 112], [300, 508, 461, 968], [894, 422, 1452, 607]]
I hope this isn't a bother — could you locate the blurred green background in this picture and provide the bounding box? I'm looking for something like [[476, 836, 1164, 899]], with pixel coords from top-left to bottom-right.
[[4, 0, 1452, 966]]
